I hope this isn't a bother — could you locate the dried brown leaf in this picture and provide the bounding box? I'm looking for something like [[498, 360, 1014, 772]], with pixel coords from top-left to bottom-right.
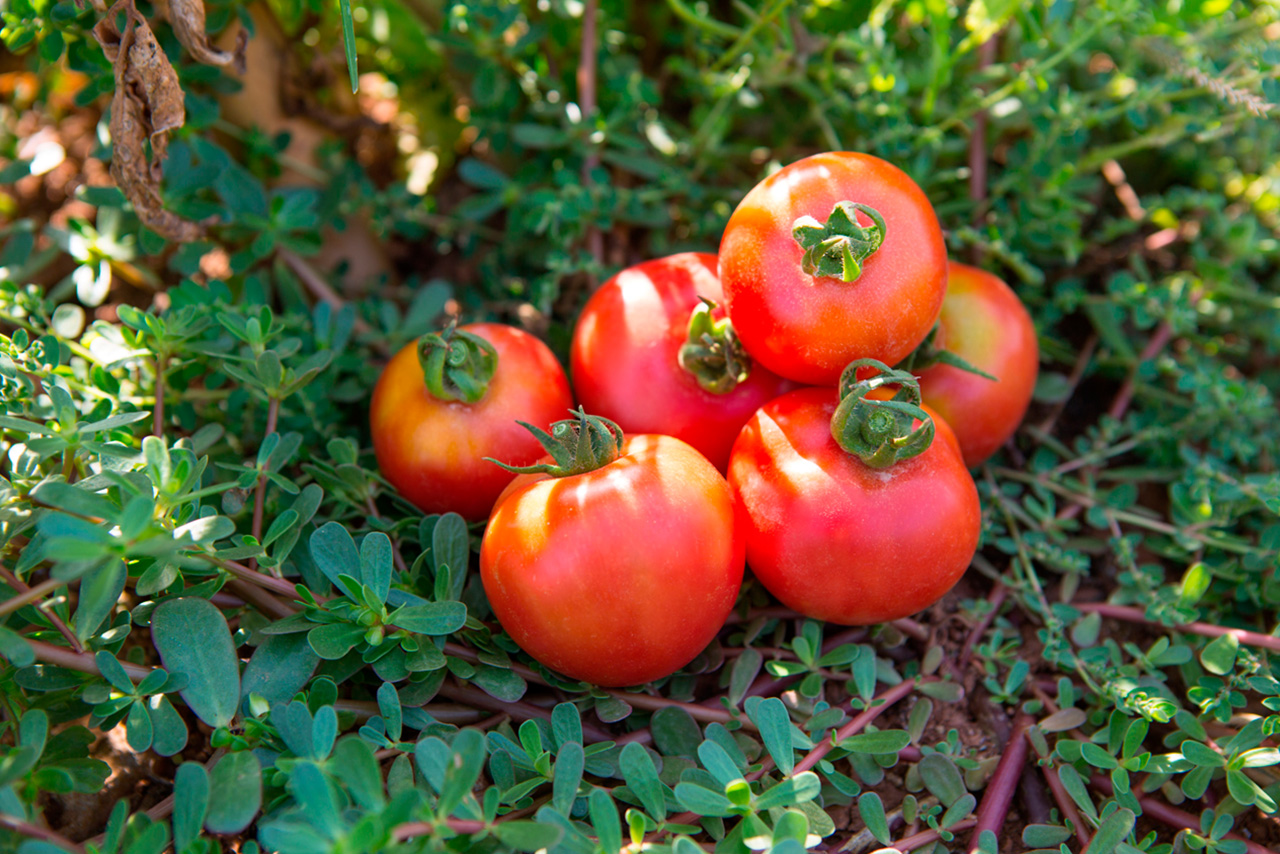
[[169, 0, 247, 73], [94, 0, 204, 242]]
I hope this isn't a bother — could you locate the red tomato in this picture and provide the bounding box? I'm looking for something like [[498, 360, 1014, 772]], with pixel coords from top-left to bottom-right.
[[719, 152, 947, 385], [481, 429, 744, 687], [728, 385, 980, 625], [370, 323, 573, 521], [916, 261, 1040, 467], [570, 252, 796, 470]]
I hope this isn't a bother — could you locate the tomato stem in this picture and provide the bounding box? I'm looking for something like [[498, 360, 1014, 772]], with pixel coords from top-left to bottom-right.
[[417, 323, 498, 403], [830, 359, 934, 468], [792, 201, 887, 282], [487, 407, 623, 477], [677, 298, 752, 394]]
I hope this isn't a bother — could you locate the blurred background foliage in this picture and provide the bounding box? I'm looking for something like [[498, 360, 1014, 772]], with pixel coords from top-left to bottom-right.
[[2, 0, 1280, 851]]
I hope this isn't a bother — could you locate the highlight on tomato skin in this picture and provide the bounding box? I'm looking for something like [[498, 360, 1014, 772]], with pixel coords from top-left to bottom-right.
[[569, 251, 796, 471], [718, 151, 949, 385], [369, 322, 573, 522], [727, 384, 981, 627], [480, 432, 745, 688], [916, 261, 1040, 468]]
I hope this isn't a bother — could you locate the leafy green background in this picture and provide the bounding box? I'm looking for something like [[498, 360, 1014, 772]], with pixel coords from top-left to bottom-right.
[[2, 0, 1280, 852]]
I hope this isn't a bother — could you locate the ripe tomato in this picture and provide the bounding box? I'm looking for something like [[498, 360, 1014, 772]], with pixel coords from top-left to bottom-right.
[[370, 323, 573, 521], [570, 252, 796, 470], [915, 261, 1040, 467], [719, 152, 947, 385], [481, 414, 744, 687], [728, 366, 980, 625]]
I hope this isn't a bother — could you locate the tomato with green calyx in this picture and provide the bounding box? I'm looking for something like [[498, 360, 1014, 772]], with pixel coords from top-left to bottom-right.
[[911, 261, 1040, 468], [480, 410, 744, 687], [570, 252, 796, 470], [370, 322, 573, 521], [728, 361, 980, 625], [719, 152, 948, 385]]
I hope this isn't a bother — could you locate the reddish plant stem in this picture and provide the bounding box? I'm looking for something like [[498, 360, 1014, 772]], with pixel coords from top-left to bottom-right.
[[1073, 602, 1280, 653], [794, 678, 923, 775], [278, 248, 375, 339], [960, 581, 1006, 669], [1040, 761, 1091, 848], [0, 812, 87, 854], [226, 577, 295, 619], [153, 352, 166, 438], [1089, 775, 1272, 854], [895, 818, 978, 853], [1107, 320, 1175, 423], [0, 565, 81, 652], [0, 577, 66, 619], [392, 818, 489, 840], [249, 396, 281, 575], [29, 638, 150, 681], [211, 556, 305, 601], [1035, 335, 1098, 438], [966, 713, 1031, 853], [890, 618, 930, 643], [335, 697, 486, 723], [435, 681, 614, 743]]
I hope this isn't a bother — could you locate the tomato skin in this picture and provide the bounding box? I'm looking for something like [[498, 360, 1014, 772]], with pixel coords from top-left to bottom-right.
[[370, 323, 573, 521], [480, 434, 745, 687], [719, 152, 947, 385], [916, 262, 1040, 467], [727, 388, 979, 625], [570, 252, 797, 470]]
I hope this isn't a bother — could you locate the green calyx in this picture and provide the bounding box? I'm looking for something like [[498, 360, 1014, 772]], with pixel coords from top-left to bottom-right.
[[486, 407, 624, 478], [897, 322, 998, 381], [417, 323, 498, 404], [830, 359, 935, 468], [792, 201, 887, 282], [677, 298, 752, 394]]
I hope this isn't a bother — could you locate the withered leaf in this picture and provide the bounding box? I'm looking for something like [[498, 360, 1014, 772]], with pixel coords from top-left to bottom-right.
[[169, 0, 247, 74], [94, 0, 205, 242]]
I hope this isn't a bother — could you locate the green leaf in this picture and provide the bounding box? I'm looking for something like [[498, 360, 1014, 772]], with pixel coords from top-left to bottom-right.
[[147, 695, 189, 757], [173, 761, 210, 854], [126, 700, 153, 751], [551, 702, 582, 749], [1200, 633, 1239, 675], [151, 598, 241, 729], [331, 736, 385, 810], [492, 821, 564, 852], [858, 792, 891, 844], [918, 753, 967, 807], [673, 782, 734, 817], [839, 730, 911, 755], [750, 697, 795, 775], [652, 707, 702, 758], [310, 522, 360, 595], [0, 627, 34, 667], [590, 788, 622, 854], [74, 559, 126, 641], [431, 513, 469, 601], [698, 740, 744, 787], [1056, 764, 1098, 820], [311, 703, 337, 760], [1023, 825, 1073, 847], [438, 728, 487, 816], [941, 793, 977, 828], [619, 742, 667, 820], [1238, 747, 1280, 768], [1181, 740, 1225, 767], [393, 601, 467, 635], [288, 761, 343, 839], [552, 741, 584, 815], [753, 772, 821, 811], [205, 751, 262, 834], [1081, 742, 1119, 770], [359, 533, 392, 603], [472, 664, 527, 702], [240, 633, 319, 708], [1083, 807, 1135, 854], [1227, 768, 1277, 811], [728, 648, 762, 707], [95, 650, 135, 693], [307, 623, 366, 660]]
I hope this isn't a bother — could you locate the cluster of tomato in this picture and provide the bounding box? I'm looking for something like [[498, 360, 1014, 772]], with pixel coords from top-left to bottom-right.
[[370, 152, 1039, 688]]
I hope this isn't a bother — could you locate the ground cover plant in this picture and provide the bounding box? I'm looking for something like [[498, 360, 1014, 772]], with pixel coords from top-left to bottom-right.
[[2, 0, 1280, 851]]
